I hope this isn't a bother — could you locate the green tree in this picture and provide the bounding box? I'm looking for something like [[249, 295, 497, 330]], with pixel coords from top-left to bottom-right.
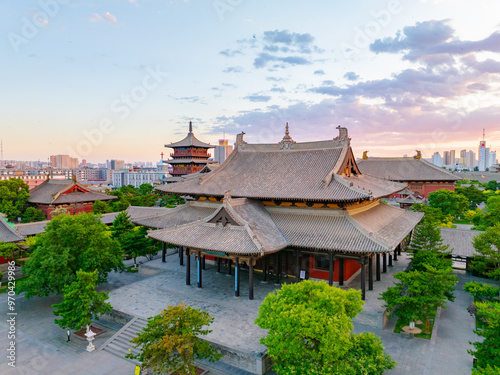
[[0, 179, 30, 221], [469, 302, 500, 370], [475, 196, 500, 230], [485, 180, 498, 191], [408, 219, 449, 254], [381, 265, 457, 324], [455, 185, 486, 209], [92, 200, 111, 215], [139, 183, 154, 196], [0, 242, 19, 261], [19, 213, 124, 298], [256, 280, 395, 375], [127, 303, 221, 375], [111, 212, 135, 239], [473, 365, 500, 375], [410, 204, 445, 224], [52, 270, 112, 331], [120, 226, 159, 266], [21, 207, 46, 223], [464, 282, 500, 303], [470, 224, 500, 285], [428, 189, 468, 218], [160, 194, 185, 208]]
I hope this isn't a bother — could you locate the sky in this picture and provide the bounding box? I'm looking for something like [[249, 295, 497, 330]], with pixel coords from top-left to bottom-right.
[[1, 0, 500, 163]]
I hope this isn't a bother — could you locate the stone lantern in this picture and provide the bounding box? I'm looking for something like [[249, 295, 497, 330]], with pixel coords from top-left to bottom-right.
[[85, 325, 96, 352]]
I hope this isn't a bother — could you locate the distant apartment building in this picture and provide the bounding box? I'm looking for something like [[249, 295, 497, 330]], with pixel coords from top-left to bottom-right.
[[74, 168, 113, 182], [432, 152, 442, 167], [214, 138, 234, 164], [0, 169, 72, 188], [478, 140, 489, 171], [50, 154, 79, 169], [490, 151, 497, 168], [443, 151, 451, 166], [450, 150, 456, 165], [110, 159, 125, 170], [112, 169, 168, 188]]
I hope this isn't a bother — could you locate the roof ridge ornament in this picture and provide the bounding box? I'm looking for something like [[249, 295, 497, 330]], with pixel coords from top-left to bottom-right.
[[414, 150, 421, 159], [279, 122, 296, 150], [334, 126, 350, 143], [189, 121, 193, 133], [235, 132, 247, 147]]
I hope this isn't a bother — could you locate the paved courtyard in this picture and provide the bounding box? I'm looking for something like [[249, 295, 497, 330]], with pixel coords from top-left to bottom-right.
[[0, 251, 481, 374]]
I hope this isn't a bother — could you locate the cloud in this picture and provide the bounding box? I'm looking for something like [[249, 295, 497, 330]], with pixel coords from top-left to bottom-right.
[[89, 12, 118, 25], [222, 66, 243, 73], [314, 70, 325, 75], [344, 72, 359, 81], [270, 87, 285, 93], [370, 20, 500, 65], [220, 49, 243, 57], [262, 30, 315, 53], [37, 17, 49, 26], [254, 53, 311, 68], [169, 95, 205, 104], [243, 94, 272, 102]]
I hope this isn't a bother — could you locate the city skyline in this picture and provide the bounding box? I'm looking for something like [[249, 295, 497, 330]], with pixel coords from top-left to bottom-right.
[[2, 0, 500, 163]]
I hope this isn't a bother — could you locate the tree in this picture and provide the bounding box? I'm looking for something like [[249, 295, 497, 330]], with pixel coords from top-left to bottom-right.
[[0, 242, 19, 261], [464, 282, 500, 303], [0, 179, 30, 221], [410, 204, 445, 224], [408, 218, 450, 254], [120, 226, 159, 266], [486, 180, 498, 191], [160, 194, 185, 208], [428, 189, 468, 218], [92, 200, 111, 215], [464, 210, 478, 223], [470, 224, 500, 285], [52, 270, 112, 331], [469, 302, 500, 370], [455, 185, 486, 209], [139, 183, 154, 196], [474, 196, 500, 230], [381, 265, 457, 324], [473, 365, 500, 375], [19, 213, 124, 298], [111, 212, 135, 239], [21, 207, 46, 223], [255, 280, 395, 375], [127, 303, 221, 375]]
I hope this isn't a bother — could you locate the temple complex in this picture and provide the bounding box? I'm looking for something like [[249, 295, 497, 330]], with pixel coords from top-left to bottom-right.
[[28, 177, 116, 219], [137, 125, 423, 300], [357, 153, 461, 198], [165, 121, 214, 177]]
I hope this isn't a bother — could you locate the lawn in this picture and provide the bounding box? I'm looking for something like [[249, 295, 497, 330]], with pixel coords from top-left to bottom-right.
[[393, 318, 434, 340]]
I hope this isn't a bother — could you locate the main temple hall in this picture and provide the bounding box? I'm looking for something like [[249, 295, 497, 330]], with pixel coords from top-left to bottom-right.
[[134, 125, 423, 300]]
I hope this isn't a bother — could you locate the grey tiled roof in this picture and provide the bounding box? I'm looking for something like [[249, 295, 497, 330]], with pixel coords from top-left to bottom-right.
[[157, 139, 404, 202], [29, 180, 116, 205], [131, 203, 216, 229], [351, 202, 424, 250], [166, 132, 213, 149], [0, 217, 24, 243], [357, 157, 461, 182], [15, 221, 48, 236], [148, 198, 288, 255], [440, 228, 483, 258]]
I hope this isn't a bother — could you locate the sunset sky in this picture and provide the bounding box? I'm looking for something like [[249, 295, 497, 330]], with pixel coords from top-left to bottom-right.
[[1, 0, 500, 163]]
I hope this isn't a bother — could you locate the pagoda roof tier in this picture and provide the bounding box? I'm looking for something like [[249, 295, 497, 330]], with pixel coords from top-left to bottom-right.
[[167, 158, 210, 164], [157, 127, 407, 203], [166, 122, 214, 149], [357, 157, 461, 182], [144, 198, 423, 256], [0, 216, 24, 243], [29, 179, 116, 205]]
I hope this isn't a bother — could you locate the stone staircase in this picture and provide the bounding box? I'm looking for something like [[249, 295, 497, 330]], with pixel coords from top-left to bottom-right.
[[99, 316, 148, 363]]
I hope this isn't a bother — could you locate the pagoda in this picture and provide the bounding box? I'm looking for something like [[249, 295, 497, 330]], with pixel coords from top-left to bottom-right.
[[165, 121, 214, 177]]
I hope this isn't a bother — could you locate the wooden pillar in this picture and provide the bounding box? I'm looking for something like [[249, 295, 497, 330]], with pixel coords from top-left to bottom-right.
[[389, 254, 393, 267], [398, 244, 402, 256], [263, 256, 268, 282], [235, 257, 240, 297], [295, 249, 300, 282], [338, 258, 344, 286], [162, 242, 166, 263], [394, 247, 398, 261], [197, 251, 202, 288], [368, 255, 373, 291], [227, 259, 232, 275], [202, 256, 206, 270], [217, 257, 221, 273], [185, 249, 190, 286], [275, 252, 281, 285], [179, 247, 184, 266], [376, 254, 381, 281], [328, 252, 334, 286], [360, 258, 366, 301], [383, 253, 387, 273], [249, 260, 254, 300]]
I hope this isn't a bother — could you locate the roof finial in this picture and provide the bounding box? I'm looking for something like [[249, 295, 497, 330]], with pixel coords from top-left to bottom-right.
[[224, 190, 232, 202], [189, 121, 193, 133], [72, 174, 77, 182], [279, 122, 295, 149]]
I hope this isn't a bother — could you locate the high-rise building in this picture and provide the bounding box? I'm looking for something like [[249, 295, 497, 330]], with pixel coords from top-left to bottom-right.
[[50, 154, 79, 169], [214, 137, 234, 164], [489, 150, 497, 168], [478, 140, 489, 171], [449, 150, 456, 165], [465, 150, 476, 168], [432, 152, 442, 167], [443, 151, 451, 165], [110, 159, 125, 170]]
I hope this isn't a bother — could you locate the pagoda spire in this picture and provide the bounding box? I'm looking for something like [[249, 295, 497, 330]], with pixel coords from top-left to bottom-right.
[[279, 122, 295, 149], [189, 121, 193, 133]]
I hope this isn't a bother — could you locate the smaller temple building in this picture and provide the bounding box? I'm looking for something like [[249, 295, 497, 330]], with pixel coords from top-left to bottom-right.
[[357, 153, 461, 198], [165, 121, 214, 177], [29, 178, 116, 219]]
